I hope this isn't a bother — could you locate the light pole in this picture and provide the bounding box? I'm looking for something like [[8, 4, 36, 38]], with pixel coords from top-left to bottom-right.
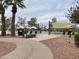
[[48, 21, 53, 35], [48, 21, 51, 35]]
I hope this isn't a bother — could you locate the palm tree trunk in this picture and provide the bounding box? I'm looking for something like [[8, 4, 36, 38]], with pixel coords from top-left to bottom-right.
[[1, 9, 6, 36], [11, 13, 15, 36]]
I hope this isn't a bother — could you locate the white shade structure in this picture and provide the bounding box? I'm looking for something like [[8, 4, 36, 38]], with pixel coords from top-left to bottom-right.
[[26, 26, 31, 29], [16, 25, 37, 30], [17, 26, 24, 29], [30, 26, 37, 29], [25, 26, 37, 29]]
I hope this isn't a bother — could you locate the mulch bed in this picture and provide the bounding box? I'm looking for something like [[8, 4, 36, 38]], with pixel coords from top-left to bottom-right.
[[40, 36, 79, 59], [0, 41, 16, 57]]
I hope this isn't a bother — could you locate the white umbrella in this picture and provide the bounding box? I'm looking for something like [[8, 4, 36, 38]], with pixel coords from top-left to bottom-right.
[[24, 24, 28, 27], [17, 26, 24, 29], [26, 26, 31, 29], [30, 26, 37, 29]]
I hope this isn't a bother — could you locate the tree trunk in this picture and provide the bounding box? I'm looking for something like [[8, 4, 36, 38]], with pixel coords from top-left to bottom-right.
[[1, 9, 6, 36], [11, 13, 15, 36]]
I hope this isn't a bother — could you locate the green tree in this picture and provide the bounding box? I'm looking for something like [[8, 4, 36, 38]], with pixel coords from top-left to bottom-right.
[[4, 0, 26, 36], [16, 17, 26, 27], [52, 17, 57, 23], [67, 0, 79, 24], [28, 17, 37, 27]]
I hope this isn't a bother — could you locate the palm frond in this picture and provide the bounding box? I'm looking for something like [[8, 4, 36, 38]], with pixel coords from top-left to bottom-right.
[[18, 2, 26, 8], [3, 0, 26, 8], [15, 0, 26, 8], [5, 0, 14, 5]]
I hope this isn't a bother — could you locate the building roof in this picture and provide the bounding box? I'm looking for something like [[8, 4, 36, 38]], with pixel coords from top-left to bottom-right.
[[52, 23, 74, 29]]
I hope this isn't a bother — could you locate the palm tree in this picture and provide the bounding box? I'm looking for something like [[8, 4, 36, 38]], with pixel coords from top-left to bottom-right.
[[4, 0, 26, 36], [0, 0, 7, 36], [1, 6, 6, 36]]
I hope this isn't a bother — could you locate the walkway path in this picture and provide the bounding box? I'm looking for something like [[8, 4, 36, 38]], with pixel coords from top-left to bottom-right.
[[0, 37, 53, 59], [27, 34, 61, 41]]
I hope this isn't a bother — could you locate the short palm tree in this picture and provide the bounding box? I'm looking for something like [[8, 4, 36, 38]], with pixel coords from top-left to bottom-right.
[[4, 0, 26, 36]]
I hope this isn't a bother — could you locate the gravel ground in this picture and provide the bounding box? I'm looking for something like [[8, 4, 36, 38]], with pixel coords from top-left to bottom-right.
[[40, 36, 79, 59], [0, 41, 16, 57]]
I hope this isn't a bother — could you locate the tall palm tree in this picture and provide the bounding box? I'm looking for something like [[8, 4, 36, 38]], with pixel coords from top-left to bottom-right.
[[1, 5, 6, 36], [0, 0, 7, 36], [4, 0, 26, 36]]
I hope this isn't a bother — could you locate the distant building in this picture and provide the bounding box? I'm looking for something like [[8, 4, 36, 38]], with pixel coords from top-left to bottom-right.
[[51, 22, 74, 31]]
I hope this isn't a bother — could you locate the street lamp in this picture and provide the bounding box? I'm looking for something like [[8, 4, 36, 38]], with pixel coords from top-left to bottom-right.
[[48, 21, 51, 35]]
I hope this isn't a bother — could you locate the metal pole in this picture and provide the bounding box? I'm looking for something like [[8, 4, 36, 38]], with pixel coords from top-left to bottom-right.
[[48, 21, 51, 35]]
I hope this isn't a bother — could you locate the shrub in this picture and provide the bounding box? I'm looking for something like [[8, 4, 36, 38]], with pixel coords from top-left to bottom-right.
[[74, 32, 79, 42]]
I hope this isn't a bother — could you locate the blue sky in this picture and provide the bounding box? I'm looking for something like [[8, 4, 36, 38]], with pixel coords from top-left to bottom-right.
[[5, 0, 75, 23]]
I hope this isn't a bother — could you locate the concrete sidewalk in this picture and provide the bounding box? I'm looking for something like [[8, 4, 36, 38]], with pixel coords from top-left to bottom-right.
[[28, 34, 61, 41], [0, 37, 53, 59]]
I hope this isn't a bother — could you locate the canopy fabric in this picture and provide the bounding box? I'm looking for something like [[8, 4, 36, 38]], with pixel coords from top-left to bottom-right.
[[52, 23, 74, 29], [26, 26, 31, 29], [31, 26, 37, 29], [26, 26, 37, 29]]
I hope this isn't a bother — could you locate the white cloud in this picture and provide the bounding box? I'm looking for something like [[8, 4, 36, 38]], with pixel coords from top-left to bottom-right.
[[5, 0, 75, 23]]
